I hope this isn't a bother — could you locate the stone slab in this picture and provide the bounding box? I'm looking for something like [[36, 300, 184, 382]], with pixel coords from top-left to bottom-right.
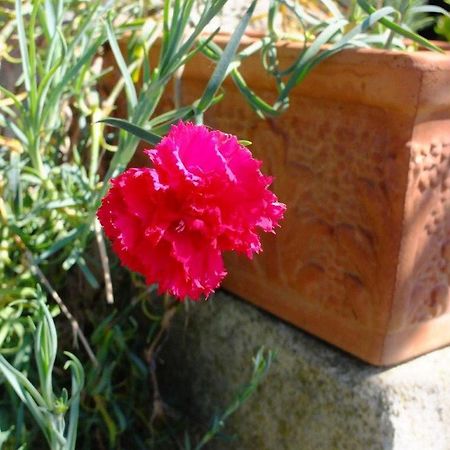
[[160, 291, 450, 450]]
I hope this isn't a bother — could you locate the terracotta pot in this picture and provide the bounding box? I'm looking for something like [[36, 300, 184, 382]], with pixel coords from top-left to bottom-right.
[[102, 36, 450, 365], [174, 36, 450, 366]]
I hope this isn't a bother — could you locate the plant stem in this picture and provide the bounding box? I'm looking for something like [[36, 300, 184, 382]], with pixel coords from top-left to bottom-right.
[[89, 108, 103, 186]]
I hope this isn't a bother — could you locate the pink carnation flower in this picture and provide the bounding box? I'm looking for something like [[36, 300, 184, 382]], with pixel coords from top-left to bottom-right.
[[97, 122, 285, 300]]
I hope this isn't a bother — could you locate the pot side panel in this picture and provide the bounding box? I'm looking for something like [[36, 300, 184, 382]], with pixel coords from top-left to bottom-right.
[[384, 66, 450, 364], [102, 41, 450, 364], [179, 50, 426, 365], [200, 88, 408, 363]]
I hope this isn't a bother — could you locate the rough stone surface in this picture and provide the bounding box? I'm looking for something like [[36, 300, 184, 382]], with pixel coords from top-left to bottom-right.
[[160, 291, 450, 450]]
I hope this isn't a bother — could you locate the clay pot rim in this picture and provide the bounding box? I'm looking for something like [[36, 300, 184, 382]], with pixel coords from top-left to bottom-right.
[[212, 31, 450, 63], [116, 30, 449, 69]]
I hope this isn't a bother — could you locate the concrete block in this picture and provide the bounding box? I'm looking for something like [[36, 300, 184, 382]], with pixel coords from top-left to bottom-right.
[[160, 291, 450, 450]]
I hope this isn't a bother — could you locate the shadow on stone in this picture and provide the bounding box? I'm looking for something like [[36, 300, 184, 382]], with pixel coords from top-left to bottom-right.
[[159, 292, 406, 450]]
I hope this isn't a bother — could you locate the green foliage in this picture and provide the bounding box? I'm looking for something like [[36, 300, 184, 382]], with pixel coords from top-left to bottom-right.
[[436, 12, 450, 41], [278, 0, 448, 50], [0, 0, 277, 448], [0, 295, 84, 450], [192, 348, 274, 450]]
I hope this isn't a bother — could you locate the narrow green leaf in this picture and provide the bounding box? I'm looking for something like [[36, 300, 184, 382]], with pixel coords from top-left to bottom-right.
[[28, 0, 42, 110], [279, 0, 321, 27], [170, 27, 221, 75], [278, 46, 342, 103], [62, 244, 82, 271], [0, 85, 25, 114], [99, 118, 161, 146], [37, 57, 64, 117], [40, 301, 57, 404], [148, 105, 194, 129], [37, 226, 86, 262], [196, 0, 257, 113], [5, 119, 28, 145], [42, 198, 80, 210], [105, 16, 137, 108], [41, 34, 106, 127], [64, 352, 84, 450], [0, 354, 45, 408], [357, 0, 445, 52], [77, 257, 100, 289], [65, 0, 102, 59], [8, 152, 22, 214], [42, 0, 56, 38], [232, 69, 280, 117], [335, 6, 397, 43], [410, 5, 450, 15], [320, 0, 345, 18], [159, 0, 191, 73], [194, 347, 273, 450], [301, 18, 347, 63], [175, 0, 227, 60], [15, 0, 31, 92]]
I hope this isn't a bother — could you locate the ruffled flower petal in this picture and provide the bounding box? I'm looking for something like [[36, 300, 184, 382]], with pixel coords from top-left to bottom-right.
[[97, 122, 286, 300]]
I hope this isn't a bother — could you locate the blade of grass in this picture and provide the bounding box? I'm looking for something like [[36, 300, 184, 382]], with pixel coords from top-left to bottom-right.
[[99, 118, 161, 146], [357, 0, 444, 52], [196, 0, 257, 113], [40, 34, 106, 128], [15, 0, 31, 92], [37, 226, 86, 262], [64, 352, 84, 450], [105, 15, 137, 109]]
